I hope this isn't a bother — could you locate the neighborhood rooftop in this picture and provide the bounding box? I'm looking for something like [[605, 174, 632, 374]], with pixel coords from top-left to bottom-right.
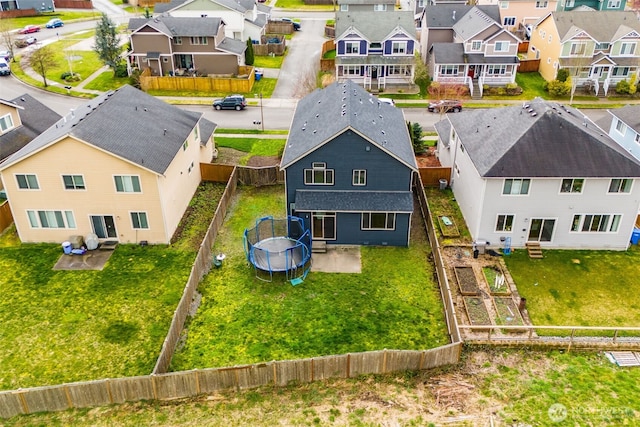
[[549, 11, 640, 43], [281, 80, 417, 170], [1, 85, 206, 175], [422, 4, 501, 29], [436, 98, 640, 178], [335, 10, 416, 41], [128, 16, 223, 36], [609, 105, 640, 133]]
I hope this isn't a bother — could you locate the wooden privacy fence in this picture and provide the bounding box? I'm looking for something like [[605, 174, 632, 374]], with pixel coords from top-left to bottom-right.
[[0, 201, 13, 234], [419, 167, 451, 188], [518, 59, 540, 73], [321, 40, 336, 72], [54, 0, 93, 8], [0, 344, 461, 419], [415, 175, 462, 344], [237, 165, 284, 186], [153, 168, 238, 375], [140, 67, 255, 92], [200, 163, 234, 182]]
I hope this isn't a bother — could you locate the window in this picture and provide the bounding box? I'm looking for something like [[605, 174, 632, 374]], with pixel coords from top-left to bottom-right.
[[565, 0, 574, 6], [500, 1, 508, 8], [560, 178, 583, 193], [304, 163, 334, 185], [596, 42, 609, 50], [114, 175, 141, 193], [503, 179, 530, 195], [616, 119, 627, 135], [609, 178, 632, 193], [471, 40, 482, 51], [340, 4, 348, 10], [374, 4, 387, 11], [440, 65, 458, 75], [345, 42, 359, 54], [362, 212, 395, 230], [0, 113, 14, 133], [607, 0, 621, 7], [535, 0, 548, 7], [620, 42, 636, 56], [173, 36, 182, 45], [635, 133, 640, 144], [62, 175, 85, 190], [496, 214, 514, 232], [487, 65, 507, 75], [571, 214, 621, 232], [612, 66, 630, 77], [387, 65, 411, 75], [188, 161, 194, 174], [494, 41, 508, 52], [27, 210, 75, 228], [352, 170, 366, 186], [190, 36, 207, 45], [130, 212, 149, 229], [503, 17, 515, 27], [182, 140, 188, 151], [392, 41, 407, 54], [16, 174, 39, 190], [570, 42, 586, 55], [340, 65, 362, 76]]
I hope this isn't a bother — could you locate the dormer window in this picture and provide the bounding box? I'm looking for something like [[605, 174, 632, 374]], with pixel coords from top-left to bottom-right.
[[345, 41, 359, 54], [620, 42, 636, 56], [374, 4, 387, 11], [340, 4, 348, 10], [173, 37, 182, 45], [595, 42, 609, 50], [494, 41, 509, 52], [471, 40, 482, 51], [392, 41, 407, 54], [570, 42, 586, 55]]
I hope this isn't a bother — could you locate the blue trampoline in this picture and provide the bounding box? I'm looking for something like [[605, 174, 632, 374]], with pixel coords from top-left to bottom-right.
[[243, 216, 312, 283]]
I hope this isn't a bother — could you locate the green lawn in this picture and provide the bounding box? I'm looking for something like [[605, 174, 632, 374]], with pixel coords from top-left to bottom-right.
[[0, 183, 225, 391], [1, 11, 97, 29], [215, 136, 286, 164], [83, 71, 131, 91], [170, 185, 449, 370], [253, 54, 285, 69], [504, 247, 640, 331], [272, 0, 334, 10]]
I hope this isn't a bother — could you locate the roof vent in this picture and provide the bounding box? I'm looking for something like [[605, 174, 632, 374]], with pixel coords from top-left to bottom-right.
[[315, 114, 319, 118], [313, 129, 317, 133], [527, 108, 534, 113], [523, 104, 530, 109], [381, 130, 385, 135], [531, 112, 537, 117], [452, 10, 456, 20], [372, 120, 376, 125], [342, 104, 346, 109]]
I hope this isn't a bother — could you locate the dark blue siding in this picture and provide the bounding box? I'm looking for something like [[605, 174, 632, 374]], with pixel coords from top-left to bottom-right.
[[360, 40, 367, 54], [384, 40, 392, 55], [407, 40, 414, 54], [337, 40, 345, 55]]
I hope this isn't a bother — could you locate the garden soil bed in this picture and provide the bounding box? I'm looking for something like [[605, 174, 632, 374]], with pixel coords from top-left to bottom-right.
[[454, 266, 480, 295], [462, 296, 492, 329], [492, 297, 526, 332]]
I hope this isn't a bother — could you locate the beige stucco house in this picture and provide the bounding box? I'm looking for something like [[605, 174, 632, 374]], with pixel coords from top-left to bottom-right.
[[0, 85, 217, 244]]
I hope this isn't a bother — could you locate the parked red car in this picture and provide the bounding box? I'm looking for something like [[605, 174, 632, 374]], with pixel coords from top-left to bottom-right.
[[18, 25, 41, 34]]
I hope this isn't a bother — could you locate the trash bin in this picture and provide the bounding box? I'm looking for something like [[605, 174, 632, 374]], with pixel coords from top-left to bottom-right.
[[255, 68, 263, 81], [473, 240, 490, 255], [439, 179, 448, 190], [62, 241, 72, 254], [631, 228, 640, 245], [519, 297, 527, 311]]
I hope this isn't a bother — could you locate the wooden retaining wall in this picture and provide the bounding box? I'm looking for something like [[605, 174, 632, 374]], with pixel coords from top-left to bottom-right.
[[0, 201, 13, 234], [139, 67, 255, 92]]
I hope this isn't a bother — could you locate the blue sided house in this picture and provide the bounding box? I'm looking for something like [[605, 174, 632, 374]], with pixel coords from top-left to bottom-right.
[[280, 80, 418, 247]]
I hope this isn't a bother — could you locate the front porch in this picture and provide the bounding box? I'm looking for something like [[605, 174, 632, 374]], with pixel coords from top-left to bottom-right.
[[335, 57, 416, 90]]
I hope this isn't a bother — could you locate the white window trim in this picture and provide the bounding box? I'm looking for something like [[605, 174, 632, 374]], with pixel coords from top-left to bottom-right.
[[62, 174, 86, 191], [494, 41, 509, 52], [559, 178, 584, 194], [114, 175, 142, 193], [340, 4, 348, 10], [495, 214, 515, 232], [615, 119, 627, 136], [15, 173, 40, 190], [471, 40, 482, 51], [130, 211, 150, 230], [392, 41, 407, 55], [608, 178, 633, 194], [304, 163, 335, 185], [344, 41, 360, 55], [619, 42, 636, 56], [26, 209, 76, 229], [352, 169, 366, 186], [570, 214, 622, 233], [374, 4, 387, 11], [502, 178, 531, 195], [0, 113, 15, 134]]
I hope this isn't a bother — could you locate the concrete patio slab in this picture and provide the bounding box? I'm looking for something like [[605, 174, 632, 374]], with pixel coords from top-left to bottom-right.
[[53, 249, 114, 271], [311, 245, 361, 273]]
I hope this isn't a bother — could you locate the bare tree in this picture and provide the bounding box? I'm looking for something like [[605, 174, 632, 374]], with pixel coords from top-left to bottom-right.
[[427, 82, 467, 118], [293, 64, 321, 98], [29, 45, 58, 87], [0, 20, 17, 62]]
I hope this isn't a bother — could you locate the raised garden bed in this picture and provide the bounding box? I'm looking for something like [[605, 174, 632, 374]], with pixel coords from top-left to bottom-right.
[[493, 297, 526, 332], [455, 266, 480, 295], [462, 296, 491, 328], [438, 215, 460, 237], [483, 266, 510, 295]]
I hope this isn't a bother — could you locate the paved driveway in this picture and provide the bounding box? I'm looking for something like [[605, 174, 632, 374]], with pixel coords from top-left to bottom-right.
[[271, 17, 330, 99]]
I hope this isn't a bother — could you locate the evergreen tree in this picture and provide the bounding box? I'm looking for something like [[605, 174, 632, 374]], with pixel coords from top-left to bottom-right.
[[94, 13, 121, 75], [245, 38, 255, 66]]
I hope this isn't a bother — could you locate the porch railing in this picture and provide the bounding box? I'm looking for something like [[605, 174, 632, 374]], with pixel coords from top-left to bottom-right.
[[478, 75, 484, 98], [466, 76, 473, 97]]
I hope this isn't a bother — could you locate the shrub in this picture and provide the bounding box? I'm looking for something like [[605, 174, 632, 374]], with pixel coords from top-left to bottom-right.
[[114, 62, 128, 78], [556, 68, 569, 82], [547, 79, 571, 97], [616, 79, 631, 94], [61, 71, 81, 82]]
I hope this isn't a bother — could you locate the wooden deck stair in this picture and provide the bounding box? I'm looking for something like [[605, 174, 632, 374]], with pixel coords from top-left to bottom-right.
[[526, 242, 543, 259]]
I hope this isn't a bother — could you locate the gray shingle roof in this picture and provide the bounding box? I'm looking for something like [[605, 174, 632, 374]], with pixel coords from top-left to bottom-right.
[[0, 85, 203, 175], [128, 16, 223, 36], [423, 4, 500, 29], [155, 0, 255, 14], [217, 37, 247, 55], [341, 0, 396, 4], [431, 43, 518, 64], [0, 94, 61, 162], [336, 10, 417, 41], [551, 11, 640, 43], [294, 190, 414, 212], [199, 118, 217, 146], [440, 99, 640, 178], [452, 6, 498, 40], [610, 105, 640, 134], [281, 80, 417, 171]]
